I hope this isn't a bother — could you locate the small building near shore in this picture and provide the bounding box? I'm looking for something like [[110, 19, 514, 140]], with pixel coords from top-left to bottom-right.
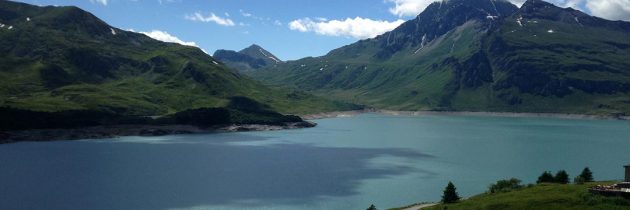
[[589, 164, 630, 198]]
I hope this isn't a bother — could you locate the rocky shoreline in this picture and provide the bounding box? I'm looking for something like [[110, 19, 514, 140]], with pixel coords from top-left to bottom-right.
[[301, 109, 630, 120], [300, 109, 374, 120], [0, 121, 316, 144], [2, 109, 626, 144], [377, 110, 630, 120]]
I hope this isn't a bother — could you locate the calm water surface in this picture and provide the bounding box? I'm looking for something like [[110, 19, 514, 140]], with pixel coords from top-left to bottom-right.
[[2, 113, 630, 210]]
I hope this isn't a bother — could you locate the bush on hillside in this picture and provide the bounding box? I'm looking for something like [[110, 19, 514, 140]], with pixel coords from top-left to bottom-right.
[[488, 178, 523, 193], [537, 171, 555, 184]]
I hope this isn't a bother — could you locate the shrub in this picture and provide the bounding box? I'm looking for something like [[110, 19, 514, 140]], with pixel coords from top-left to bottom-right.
[[489, 178, 523, 193]]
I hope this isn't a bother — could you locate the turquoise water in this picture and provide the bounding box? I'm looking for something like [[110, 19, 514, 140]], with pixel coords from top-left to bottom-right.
[[1, 113, 630, 210]]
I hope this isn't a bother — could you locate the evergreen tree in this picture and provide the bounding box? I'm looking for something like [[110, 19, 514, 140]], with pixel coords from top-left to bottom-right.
[[442, 181, 461, 203], [554, 170, 570, 184], [574, 175, 586, 184], [366, 204, 377, 210], [579, 167, 594, 182], [537, 171, 554, 183]]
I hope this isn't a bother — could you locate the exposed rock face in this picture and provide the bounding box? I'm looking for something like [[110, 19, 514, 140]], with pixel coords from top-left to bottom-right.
[[213, 44, 283, 72], [251, 0, 630, 115]]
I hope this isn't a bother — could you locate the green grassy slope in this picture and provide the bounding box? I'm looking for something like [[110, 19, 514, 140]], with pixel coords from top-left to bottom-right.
[[251, 0, 630, 116], [479, 0, 630, 115], [0, 1, 358, 116], [252, 20, 488, 111], [421, 182, 630, 210]]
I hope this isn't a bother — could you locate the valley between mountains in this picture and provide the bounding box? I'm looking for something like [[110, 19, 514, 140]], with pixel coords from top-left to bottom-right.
[[2, 0, 630, 140]]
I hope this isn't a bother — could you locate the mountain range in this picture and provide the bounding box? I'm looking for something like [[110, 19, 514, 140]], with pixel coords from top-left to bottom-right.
[[0, 0, 357, 121], [213, 44, 283, 72], [251, 0, 630, 116]]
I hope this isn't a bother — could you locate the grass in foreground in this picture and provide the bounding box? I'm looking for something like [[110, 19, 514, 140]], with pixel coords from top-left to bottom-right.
[[422, 182, 630, 210]]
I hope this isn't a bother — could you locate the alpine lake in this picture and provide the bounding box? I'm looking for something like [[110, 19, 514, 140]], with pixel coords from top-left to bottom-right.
[[2, 113, 630, 210]]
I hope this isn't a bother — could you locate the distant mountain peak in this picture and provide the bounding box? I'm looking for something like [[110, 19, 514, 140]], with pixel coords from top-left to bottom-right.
[[213, 44, 282, 72], [239, 44, 282, 64], [243, 44, 263, 50], [360, 0, 518, 59]]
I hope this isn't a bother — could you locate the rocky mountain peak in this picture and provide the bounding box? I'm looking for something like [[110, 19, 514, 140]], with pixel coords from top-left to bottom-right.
[[368, 0, 518, 59]]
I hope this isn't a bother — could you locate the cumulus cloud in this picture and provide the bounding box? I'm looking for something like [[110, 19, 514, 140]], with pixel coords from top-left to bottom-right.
[[385, 0, 630, 21], [386, 0, 439, 17], [240, 9, 253, 17], [585, 0, 630, 21], [139, 30, 198, 47], [507, 0, 527, 7], [90, 0, 107, 6], [507, 0, 630, 21], [185, 12, 235, 26], [288, 17, 405, 39], [516, 0, 630, 21]]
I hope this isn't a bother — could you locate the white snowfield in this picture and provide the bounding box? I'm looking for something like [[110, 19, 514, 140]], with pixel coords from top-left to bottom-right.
[[259, 49, 281, 63]]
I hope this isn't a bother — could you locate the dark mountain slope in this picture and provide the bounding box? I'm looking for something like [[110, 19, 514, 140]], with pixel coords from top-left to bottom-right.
[[213, 44, 282, 72], [251, 0, 630, 115], [0, 0, 357, 117]]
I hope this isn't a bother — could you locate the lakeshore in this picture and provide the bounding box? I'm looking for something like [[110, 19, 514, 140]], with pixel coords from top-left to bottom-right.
[[302, 109, 630, 120], [0, 121, 316, 144], [3, 108, 627, 144]]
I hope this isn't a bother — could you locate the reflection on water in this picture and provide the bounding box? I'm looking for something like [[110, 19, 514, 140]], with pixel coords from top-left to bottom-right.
[[1, 113, 630, 210], [0, 133, 429, 210]]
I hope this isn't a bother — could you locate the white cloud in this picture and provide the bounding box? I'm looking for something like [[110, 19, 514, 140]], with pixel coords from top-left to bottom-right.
[[514, 0, 630, 21], [288, 17, 405, 39], [274, 20, 283, 26], [90, 0, 107, 6], [157, 0, 180, 4], [585, 0, 630, 21], [139, 30, 198, 47], [240, 9, 252, 17], [507, 0, 527, 7], [384, 0, 630, 21], [386, 0, 439, 17], [185, 12, 235, 26]]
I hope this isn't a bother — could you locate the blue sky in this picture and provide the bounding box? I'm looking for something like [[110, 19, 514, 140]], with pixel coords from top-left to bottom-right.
[[13, 0, 630, 60]]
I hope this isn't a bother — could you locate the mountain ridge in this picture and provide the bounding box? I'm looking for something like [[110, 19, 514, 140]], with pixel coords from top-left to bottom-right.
[[0, 0, 359, 117], [250, 0, 630, 115], [213, 44, 282, 72]]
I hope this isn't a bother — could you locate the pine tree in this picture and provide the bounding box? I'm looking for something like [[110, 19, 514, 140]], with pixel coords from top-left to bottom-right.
[[366, 204, 377, 210], [579, 167, 594, 182], [537, 171, 554, 183], [442, 181, 461, 203], [554, 170, 570, 184]]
